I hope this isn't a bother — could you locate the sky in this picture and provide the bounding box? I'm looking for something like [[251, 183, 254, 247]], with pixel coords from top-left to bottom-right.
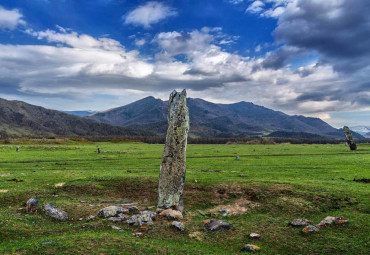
[[0, 0, 369, 128]]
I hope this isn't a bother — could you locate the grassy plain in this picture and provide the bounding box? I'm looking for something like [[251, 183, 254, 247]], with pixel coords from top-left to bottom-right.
[[0, 141, 369, 254]]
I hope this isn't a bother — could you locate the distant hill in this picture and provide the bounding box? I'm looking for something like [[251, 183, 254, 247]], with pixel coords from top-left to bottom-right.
[[63, 111, 96, 117], [0, 98, 150, 137], [88, 96, 363, 139]]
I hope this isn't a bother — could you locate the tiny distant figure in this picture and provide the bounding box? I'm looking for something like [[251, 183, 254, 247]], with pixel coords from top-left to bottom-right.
[[97, 148, 101, 154], [16, 146, 20, 152], [235, 156, 240, 161]]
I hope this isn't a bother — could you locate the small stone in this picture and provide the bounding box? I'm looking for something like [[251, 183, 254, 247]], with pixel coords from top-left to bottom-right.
[[26, 196, 39, 213], [79, 218, 83, 221], [97, 206, 128, 218], [111, 225, 122, 231], [43, 203, 68, 221], [86, 215, 95, 221], [159, 209, 183, 220], [80, 200, 87, 203], [128, 206, 140, 215], [133, 232, 143, 238], [204, 219, 231, 231], [334, 216, 349, 225], [235, 156, 240, 161], [302, 225, 319, 234], [218, 209, 228, 213], [316, 216, 335, 228], [126, 211, 156, 226], [172, 221, 185, 231], [249, 233, 261, 239], [241, 244, 260, 252], [290, 219, 310, 227]]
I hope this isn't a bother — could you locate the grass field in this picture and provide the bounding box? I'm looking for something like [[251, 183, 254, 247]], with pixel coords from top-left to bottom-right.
[[0, 141, 369, 254]]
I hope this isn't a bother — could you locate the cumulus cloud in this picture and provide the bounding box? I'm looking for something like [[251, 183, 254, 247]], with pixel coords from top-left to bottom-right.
[[0, 6, 26, 30], [124, 1, 177, 29]]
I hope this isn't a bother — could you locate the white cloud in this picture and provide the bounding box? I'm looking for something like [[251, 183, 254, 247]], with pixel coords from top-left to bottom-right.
[[0, 6, 26, 30], [246, 1, 265, 14], [124, 1, 177, 29], [134, 38, 146, 47]]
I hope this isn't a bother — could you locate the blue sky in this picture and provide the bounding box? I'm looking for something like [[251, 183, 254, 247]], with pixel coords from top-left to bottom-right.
[[0, 0, 369, 127]]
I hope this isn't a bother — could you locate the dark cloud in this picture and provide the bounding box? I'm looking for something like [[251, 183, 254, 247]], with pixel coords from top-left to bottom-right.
[[274, 0, 370, 73]]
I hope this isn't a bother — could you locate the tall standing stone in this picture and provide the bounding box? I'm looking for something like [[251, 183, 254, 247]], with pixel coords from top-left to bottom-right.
[[157, 90, 189, 214], [343, 126, 357, 151]]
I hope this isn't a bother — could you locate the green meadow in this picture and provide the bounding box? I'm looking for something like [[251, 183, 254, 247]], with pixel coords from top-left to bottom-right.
[[0, 141, 369, 254]]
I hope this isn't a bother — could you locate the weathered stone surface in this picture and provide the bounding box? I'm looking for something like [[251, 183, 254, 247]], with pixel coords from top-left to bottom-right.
[[334, 216, 349, 225], [249, 233, 261, 239], [172, 221, 185, 231], [204, 219, 231, 231], [26, 196, 39, 213], [241, 244, 260, 252], [157, 90, 190, 213], [43, 203, 68, 221], [128, 206, 140, 215], [159, 208, 183, 220], [97, 206, 127, 218], [290, 219, 310, 227], [302, 225, 319, 234], [343, 126, 357, 150], [126, 211, 156, 226], [107, 214, 129, 222], [316, 216, 335, 227]]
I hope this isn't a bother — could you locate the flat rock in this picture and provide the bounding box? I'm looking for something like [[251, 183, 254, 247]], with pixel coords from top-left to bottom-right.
[[241, 244, 260, 252], [111, 225, 122, 231], [204, 219, 231, 231], [316, 216, 335, 227], [290, 219, 310, 227], [107, 214, 129, 222], [159, 209, 183, 220], [334, 216, 349, 225], [249, 233, 261, 239], [302, 225, 319, 234], [98, 206, 128, 218], [172, 221, 185, 231], [43, 203, 68, 221], [26, 196, 39, 213], [126, 211, 156, 226]]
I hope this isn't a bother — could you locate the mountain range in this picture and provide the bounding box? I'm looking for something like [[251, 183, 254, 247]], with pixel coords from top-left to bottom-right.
[[0, 96, 364, 139], [350, 126, 370, 138], [87, 96, 362, 139], [0, 98, 149, 137]]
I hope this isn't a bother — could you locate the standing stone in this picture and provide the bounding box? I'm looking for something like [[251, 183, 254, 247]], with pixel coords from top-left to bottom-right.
[[157, 90, 189, 214], [26, 196, 39, 213], [343, 126, 357, 151]]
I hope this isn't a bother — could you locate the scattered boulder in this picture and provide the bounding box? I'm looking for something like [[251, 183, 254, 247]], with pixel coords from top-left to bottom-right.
[[334, 216, 349, 225], [316, 216, 335, 227], [98, 206, 128, 218], [107, 214, 129, 222], [204, 219, 231, 231], [172, 221, 185, 231], [249, 233, 261, 239], [26, 196, 39, 213], [159, 209, 183, 220], [241, 244, 260, 252], [290, 219, 310, 227], [43, 203, 68, 221], [126, 211, 156, 226], [302, 225, 319, 234]]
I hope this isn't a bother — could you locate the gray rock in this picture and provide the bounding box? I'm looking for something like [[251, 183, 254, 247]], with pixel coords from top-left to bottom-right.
[[302, 225, 319, 234], [26, 196, 39, 213], [43, 203, 68, 221], [235, 156, 240, 161], [126, 211, 156, 226], [316, 216, 335, 227], [97, 206, 128, 218], [172, 221, 185, 231], [204, 219, 231, 231], [334, 216, 349, 225], [107, 214, 129, 222], [249, 233, 261, 239], [157, 90, 189, 213], [159, 208, 183, 220], [343, 126, 357, 150], [290, 219, 310, 227], [111, 225, 122, 231], [241, 244, 260, 252]]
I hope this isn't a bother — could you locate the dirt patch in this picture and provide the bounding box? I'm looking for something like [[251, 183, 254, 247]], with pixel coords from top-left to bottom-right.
[[0, 189, 9, 193], [353, 178, 370, 183], [210, 198, 259, 215]]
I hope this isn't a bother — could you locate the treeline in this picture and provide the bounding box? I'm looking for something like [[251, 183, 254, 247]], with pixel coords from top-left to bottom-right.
[[1, 133, 369, 145]]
